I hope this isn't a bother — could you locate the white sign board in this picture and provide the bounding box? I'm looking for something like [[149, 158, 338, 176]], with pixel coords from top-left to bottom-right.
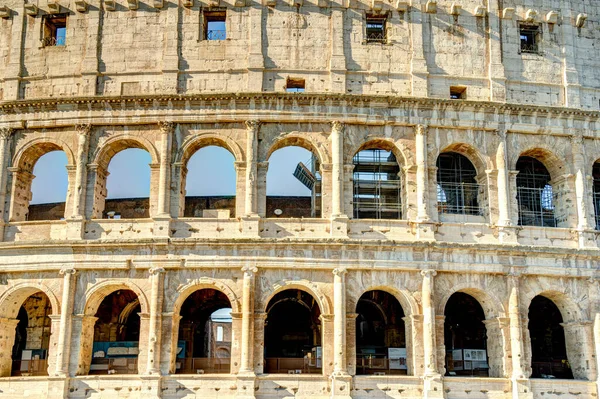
[[388, 348, 407, 370]]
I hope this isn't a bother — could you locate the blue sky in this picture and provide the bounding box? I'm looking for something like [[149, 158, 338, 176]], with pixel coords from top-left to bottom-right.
[[30, 146, 313, 204]]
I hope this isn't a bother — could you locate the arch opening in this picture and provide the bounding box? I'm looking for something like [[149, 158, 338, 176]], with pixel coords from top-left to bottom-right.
[[355, 290, 407, 375], [436, 152, 482, 218], [101, 148, 152, 219], [516, 156, 556, 227], [266, 147, 321, 218], [176, 289, 232, 374], [444, 292, 489, 377], [9, 292, 52, 376], [26, 151, 69, 221], [528, 295, 573, 379], [353, 148, 402, 220], [90, 290, 141, 375], [183, 146, 236, 218], [264, 289, 322, 374]]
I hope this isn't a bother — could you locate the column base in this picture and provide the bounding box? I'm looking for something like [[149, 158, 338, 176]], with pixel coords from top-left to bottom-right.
[[329, 372, 352, 399], [574, 228, 598, 249], [495, 224, 519, 245], [235, 372, 257, 399], [46, 376, 69, 399], [152, 216, 172, 239], [66, 218, 86, 240], [412, 220, 436, 241], [512, 378, 533, 399], [330, 216, 349, 239], [240, 216, 261, 238], [423, 373, 444, 398], [139, 375, 162, 399]]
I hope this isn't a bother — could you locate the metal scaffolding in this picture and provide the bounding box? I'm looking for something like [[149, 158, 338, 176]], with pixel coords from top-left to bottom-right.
[[436, 153, 482, 217], [516, 156, 556, 227], [353, 149, 402, 219]]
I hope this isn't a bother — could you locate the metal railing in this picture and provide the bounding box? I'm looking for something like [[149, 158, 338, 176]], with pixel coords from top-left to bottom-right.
[[353, 179, 402, 219], [355, 355, 407, 375], [264, 358, 321, 374], [89, 357, 138, 374], [531, 361, 573, 379], [206, 30, 226, 40], [42, 36, 66, 47], [520, 43, 539, 54], [176, 357, 230, 374], [437, 182, 482, 216], [517, 186, 557, 227], [11, 359, 48, 376]]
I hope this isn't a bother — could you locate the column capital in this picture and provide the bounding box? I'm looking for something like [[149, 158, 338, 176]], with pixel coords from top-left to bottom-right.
[[331, 120, 345, 134], [421, 269, 437, 278], [494, 129, 507, 140], [332, 267, 347, 276], [59, 268, 77, 276], [242, 265, 258, 276], [149, 267, 166, 276], [415, 124, 427, 136], [76, 124, 92, 136], [158, 121, 175, 134], [245, 120, 261, 131], [0, 127, 15, 140], [569, 134, 585, 145]]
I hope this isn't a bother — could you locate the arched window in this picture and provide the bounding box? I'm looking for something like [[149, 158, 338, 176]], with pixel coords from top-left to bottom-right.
[[27, 151, 69, 221], [9, 292, 52, 376], [90, 290, 141, 375], [183, 146, 236, 218], [444, 293, 489, 377], [528, 296, 572, 379], [356, 290, 406, 375], [516, 156, 556, 227], [177, 289, 232, 374], [264, 289, 322, 374], [103, 148, 152, 219], [592, 162, 600, 230], [267, 147, 321, 218], [436, 152, 481, 217], [353, 149, 402, 219]]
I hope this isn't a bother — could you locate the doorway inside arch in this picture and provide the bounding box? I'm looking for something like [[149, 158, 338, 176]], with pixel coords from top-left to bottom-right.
[[264, 289, 322, 374], [355, 290, 406, 375], [444, 292, 489, 377], [176, 289, 232, 374]]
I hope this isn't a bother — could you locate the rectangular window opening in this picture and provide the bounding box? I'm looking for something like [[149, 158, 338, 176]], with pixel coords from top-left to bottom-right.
[[519, 24, 540, 54], [204, 10, 226, 41], [286, 77, 305, 93], [366, 14, 387, 44], [42, 14, 67, 47], [450, 86, 467, 100]]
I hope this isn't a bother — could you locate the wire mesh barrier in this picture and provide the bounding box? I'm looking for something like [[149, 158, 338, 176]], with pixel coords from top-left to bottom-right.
[[517, 186, 557, 227], [176, 357, 230, 374], [355, 355, 407, 376], [437, 182, 482, 216], [11, 359, 48, 376], [263, 358, 322, 374], [89, 357, 138, 374], [353, 150, 402, 219], [42, 36, 66, 47], [206, 30, 227, 40]]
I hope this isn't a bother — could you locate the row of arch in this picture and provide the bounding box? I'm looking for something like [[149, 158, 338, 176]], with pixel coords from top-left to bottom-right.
[[1, 279, 584, 380], [19, 133, 600, 228]]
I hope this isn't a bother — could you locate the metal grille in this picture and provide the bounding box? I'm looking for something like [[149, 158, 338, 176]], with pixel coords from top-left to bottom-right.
[[592, 163, 600, 230], [353, 149, 402, 219], [520, 24, 540, 54], [516, 156, 556, 227], [436, 153, 482, 216], [366, 16, 387, 43], [206, 29, 226, 40]]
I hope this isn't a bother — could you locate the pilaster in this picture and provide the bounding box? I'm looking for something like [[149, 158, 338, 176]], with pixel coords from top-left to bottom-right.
[[146, 267, 165, 375]]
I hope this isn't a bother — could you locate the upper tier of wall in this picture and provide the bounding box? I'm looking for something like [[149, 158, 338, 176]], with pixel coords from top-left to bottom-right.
[[0, 0, 599, 108]]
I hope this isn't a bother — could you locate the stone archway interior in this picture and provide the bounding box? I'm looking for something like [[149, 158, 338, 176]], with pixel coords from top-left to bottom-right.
[[91, 289, 141, 375], [264, 289, 322, 374], [528, 295, 573, 379], [444, 292, 489, 377], [355, 290, 406, 375]]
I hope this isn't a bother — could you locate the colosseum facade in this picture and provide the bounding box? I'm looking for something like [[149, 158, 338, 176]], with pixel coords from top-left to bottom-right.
[[1, 0, 600, 398]]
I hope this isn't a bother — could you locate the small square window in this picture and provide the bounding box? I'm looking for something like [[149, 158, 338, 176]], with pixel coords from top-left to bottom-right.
[[286, 77, 305, 93], [42, 14, 67, 47], [204, 10, 226, 41], [366, 14, 387, 44], [450, 86, 467, 100], [519, 24, 541, 54]]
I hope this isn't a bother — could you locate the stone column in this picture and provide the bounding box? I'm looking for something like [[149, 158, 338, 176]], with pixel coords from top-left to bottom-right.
[[156, 122, 174, 218], [571, 136, 593, 243], [508, 275, 526, 380], [71, 125, 92, 219], [239, 266, 257, 374], [253, 312, 267, 374], [421, 269, 438, 376], [332, 267, 347, 375], [496, 131, 511, 227], [415, 125, 430, 222], [331, 121, 345, 218], [55, 268, 77, 376], [257, 162, 268, 218], [75, 315, 98, 375], [0, 128, 14, 228], [0, 317, 20, 377], [245, 121, 260, 217], [147, 267, 165, 375], [589, 279, 600, 395]]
